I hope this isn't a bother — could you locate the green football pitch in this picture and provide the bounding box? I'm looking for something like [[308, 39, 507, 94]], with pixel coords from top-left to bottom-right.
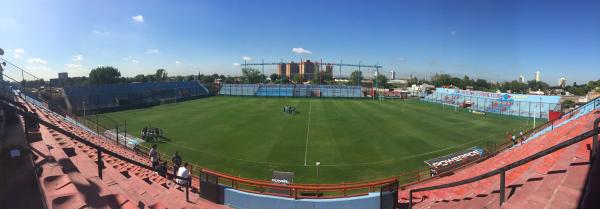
[[98, 97, 531, 183]]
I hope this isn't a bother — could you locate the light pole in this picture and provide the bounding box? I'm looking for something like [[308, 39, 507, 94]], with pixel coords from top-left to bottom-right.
[[316, 162, 320, 178]]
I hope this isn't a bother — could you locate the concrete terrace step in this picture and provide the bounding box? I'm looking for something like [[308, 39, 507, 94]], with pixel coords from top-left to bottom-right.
[[25, 101, 228, 209], [406, 112, 598, 209]]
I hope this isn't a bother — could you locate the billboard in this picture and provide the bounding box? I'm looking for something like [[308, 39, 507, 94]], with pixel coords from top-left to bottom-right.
[[425, 147, 486, 174]]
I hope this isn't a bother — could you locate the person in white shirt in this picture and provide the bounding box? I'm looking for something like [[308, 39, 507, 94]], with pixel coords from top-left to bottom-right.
[[176, 162, 190, 186]]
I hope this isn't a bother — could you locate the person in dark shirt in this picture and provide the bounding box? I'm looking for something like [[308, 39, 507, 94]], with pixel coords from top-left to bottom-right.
[[157, 161, 168, 177], [172, 151, 182, 177]]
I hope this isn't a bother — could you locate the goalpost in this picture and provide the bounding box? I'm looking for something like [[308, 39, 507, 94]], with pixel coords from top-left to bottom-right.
[[160, 97, 177, 105]]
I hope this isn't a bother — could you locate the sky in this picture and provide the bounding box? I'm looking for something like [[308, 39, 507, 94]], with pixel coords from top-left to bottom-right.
[[1, 0, 599, 84]]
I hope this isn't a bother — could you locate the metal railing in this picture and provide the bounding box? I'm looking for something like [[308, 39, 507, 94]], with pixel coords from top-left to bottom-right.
[[397, 97, 600, 187], [9, 95, 397, 200], [201, 168, 398, 199], [8, 75, 600, 203], [0, 97, 195, 201], [408, 117, 600, 208]]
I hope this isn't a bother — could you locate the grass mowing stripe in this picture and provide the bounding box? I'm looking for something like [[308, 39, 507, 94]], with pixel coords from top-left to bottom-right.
[[100, 97, 531, 183]]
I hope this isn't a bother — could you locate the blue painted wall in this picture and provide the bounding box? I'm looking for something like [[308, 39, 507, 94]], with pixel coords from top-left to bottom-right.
[[224, 188, 381, 209]]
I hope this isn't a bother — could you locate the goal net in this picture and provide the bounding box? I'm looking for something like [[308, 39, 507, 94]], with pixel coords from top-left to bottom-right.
[[160, 97, 177, 105]]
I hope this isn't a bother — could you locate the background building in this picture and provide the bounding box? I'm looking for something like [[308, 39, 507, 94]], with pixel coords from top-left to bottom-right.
[[277, 63, 286, 79], [276, 61, 335, 83], [535, 70, 541, 82], [519, 75, 525, 83], [300, 60, 318, 81], [325, 64, 334, 78], [559, 77, 567, 88], [285, 62, 300, 80], [50, 72, 69, 87]]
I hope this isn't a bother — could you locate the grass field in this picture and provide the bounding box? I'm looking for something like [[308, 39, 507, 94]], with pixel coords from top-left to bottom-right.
[[98, 97, 531, 183]]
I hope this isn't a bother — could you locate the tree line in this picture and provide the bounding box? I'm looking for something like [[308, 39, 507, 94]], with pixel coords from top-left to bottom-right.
[[18, 66, 600, 97]]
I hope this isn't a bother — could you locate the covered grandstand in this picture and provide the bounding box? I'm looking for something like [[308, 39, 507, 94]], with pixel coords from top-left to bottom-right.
[[219, 84, 363, 98], [2, 82, 600, 208], [424, 88, 562, 119], [64, 81, 210, 113]]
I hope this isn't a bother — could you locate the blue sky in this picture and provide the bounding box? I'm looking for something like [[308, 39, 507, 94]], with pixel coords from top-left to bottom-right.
[[1, 0, 599, 84]]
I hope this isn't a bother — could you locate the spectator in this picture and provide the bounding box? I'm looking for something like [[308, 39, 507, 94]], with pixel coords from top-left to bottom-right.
[[511, 135, 517, 145], [172, 151, 182, 177], [149, 144, 159, 169], [519, 131, 524, 143], [176, 162, 190, 186], [158, 161, 168, 177]]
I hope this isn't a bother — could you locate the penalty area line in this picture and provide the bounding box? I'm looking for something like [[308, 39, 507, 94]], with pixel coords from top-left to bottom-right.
[[304, 99, 312, 166]]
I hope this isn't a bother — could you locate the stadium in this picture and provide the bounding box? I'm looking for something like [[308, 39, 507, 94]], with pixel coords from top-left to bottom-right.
[[2, 1, 600, 209]]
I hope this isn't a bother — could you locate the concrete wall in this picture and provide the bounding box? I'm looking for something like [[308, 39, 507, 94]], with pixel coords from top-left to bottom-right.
[[224, 188, 381, 209]]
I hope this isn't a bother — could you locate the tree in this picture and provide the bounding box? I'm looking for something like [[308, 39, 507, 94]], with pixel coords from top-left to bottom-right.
[[292, 74, 301, 83], [270, 73, 279, 83], [89, 66, 121, 84], [349, 70, 363, 85], [155, 69, 167, 81], [241, 67, 264, 84], [562, 100, 576, 109], [223, 76, 236, 84], [527, 80, 550, 92], [375, 74, 388, 88], [198, 74, 214, 83], [474, 79, 489, 90], [311, 72, 321, 84], [132, 74, 147, 83]]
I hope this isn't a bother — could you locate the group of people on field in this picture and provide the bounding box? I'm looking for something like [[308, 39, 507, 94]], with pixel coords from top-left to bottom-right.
[[283, 105, 296, 115], [142, 126, 163, 141], [148, 144, 190, 186]]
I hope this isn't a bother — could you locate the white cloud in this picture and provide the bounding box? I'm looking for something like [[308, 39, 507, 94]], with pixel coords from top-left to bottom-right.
[[13, 48, 25, 58], [398, 57, 406, 62], [242, 56, 252, 61], [147, 49, 160, 54], [175, 60, 182, 65], [72, 54, 83, 62], [27, 58, 47, 65], [122, 56, 139, 64], [91, 30, 110, 36], [233, 62, 241, 66], [292, 47, 312, 54], [132, 15, 144, 23], [65, 63, 83, 69], [450, 30, 457, 36]]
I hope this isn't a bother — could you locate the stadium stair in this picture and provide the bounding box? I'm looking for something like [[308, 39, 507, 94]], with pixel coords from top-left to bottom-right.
[[400, 111, 599, 209], [19, 97, 228, 209]]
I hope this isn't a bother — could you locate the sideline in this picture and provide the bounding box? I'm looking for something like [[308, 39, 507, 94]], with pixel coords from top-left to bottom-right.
[[304, 98, 313, 166]]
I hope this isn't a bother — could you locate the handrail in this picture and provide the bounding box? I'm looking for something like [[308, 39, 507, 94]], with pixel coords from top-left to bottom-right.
[[0, 98, 194, 193], [202, 168, 397, 190], [397, 97, 600, 187], [201, 168, 398, 199], [408, 118, 600, 209], [11, 81, 600, 201], [10, 95, 398, 199]]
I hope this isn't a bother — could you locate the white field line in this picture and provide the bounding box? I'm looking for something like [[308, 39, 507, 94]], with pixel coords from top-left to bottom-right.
[[304, 99, 313, 166]]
